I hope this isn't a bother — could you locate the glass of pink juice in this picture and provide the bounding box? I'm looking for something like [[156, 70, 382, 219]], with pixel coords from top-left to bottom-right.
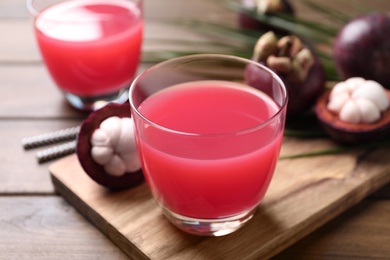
[[27, 0, 143, 111], [129, 54, 288, 236]]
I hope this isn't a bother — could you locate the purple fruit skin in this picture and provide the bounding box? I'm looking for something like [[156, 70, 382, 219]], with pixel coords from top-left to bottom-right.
[[77, 102, 144, 190], [245, 56, 325, 117], [333, 13, 390, 88], [315, 90, 390, 145], [238, 0, 294, 33]]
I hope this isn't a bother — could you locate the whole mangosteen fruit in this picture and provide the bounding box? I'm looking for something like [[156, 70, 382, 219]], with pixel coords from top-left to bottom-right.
[[333, 12, 390, 88], [245, 31, 326, 117], [238, 0, 294, 33]]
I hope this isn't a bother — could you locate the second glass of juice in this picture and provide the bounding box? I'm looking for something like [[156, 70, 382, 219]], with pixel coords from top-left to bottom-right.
[[129, 54, 288, 236], [28, 0, 143, 111]]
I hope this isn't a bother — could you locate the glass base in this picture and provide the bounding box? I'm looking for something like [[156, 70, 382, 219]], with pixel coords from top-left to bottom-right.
[[63, 88, 129, 111], [163, 207, 256, 236]]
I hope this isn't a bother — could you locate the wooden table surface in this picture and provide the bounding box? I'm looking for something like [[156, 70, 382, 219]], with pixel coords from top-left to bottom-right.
[[1, 0, 389, 259]]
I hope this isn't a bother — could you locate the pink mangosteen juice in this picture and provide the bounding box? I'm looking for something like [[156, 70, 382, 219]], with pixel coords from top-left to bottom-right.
[[135, 80, 285, 219], [34, 0, 143, 97]]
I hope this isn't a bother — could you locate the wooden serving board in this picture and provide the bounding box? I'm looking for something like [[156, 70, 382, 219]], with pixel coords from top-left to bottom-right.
[[50, 137, 390, 259]]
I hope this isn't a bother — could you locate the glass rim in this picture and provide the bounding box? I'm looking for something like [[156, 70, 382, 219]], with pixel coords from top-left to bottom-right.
[[26, 0, 143, 20], [129, 54, 289, 137]]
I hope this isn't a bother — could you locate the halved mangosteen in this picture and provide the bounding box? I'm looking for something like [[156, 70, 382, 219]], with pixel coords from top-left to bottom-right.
[[315, 78, 390, 144], [76, 102, 144, 190]]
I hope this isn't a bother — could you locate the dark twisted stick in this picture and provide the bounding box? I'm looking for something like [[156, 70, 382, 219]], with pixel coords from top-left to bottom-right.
[[36, 140, 77, 164], [22, 126, 80, 149]]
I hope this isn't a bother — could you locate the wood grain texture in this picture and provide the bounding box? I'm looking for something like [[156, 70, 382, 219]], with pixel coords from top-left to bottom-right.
[[274, 201, 390, 259], [370, 184, 390, 199], [0, 65, 86, 118], [0, 196, 128, 259], [0, 21, 40, 63], [1, 0, 390, 259], [0, 120, 82, 194], [50, 138, 390, 260]]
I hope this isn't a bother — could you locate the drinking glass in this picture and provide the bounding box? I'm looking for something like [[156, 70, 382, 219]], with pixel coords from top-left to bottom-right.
[[129, 54, 288, 236], [27, 0, 143, 111]]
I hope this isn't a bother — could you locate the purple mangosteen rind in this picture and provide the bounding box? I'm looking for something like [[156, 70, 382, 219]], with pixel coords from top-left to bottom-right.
[[283, 54, 326, 117], [315, 90, 390, 144], [333, 12, 390, 88], [238, 0, 295, 34], [76, 102, 144, 190], [245, 32, 326, 118]]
